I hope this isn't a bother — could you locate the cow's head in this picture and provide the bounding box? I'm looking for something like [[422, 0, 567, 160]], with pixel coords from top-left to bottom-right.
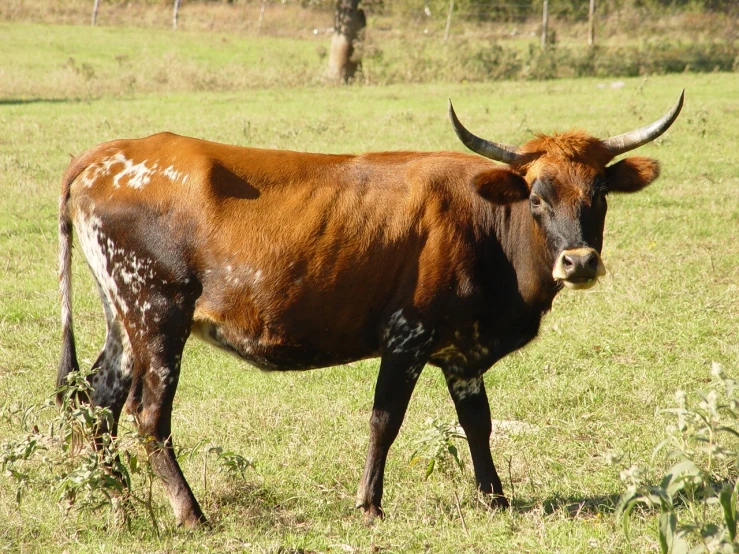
[[449, 91, 683, 290]]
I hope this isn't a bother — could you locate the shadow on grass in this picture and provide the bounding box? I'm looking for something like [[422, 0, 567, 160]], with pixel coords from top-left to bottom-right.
[[512, 492, 622, 518], [0, 98, 82, 105], [204, 481, 330, 528], [201, 483, 326, 552]]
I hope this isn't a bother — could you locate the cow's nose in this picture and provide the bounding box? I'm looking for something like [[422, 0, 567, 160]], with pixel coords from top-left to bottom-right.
[[552, 247, 606, 289]]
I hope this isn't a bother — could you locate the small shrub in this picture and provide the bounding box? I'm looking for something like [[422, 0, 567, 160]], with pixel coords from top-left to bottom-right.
[[616, 362, 739, 553], [1, 374, 154, 528], [177, 439, 254, 495], [409, 418, 467, 479], [1, 373, 253, 531]]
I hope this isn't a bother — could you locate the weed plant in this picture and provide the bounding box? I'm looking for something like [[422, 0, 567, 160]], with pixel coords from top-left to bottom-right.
[[1, 373, 253, 534], [409, 418, 467, 480], [617, 364, 739, 553]]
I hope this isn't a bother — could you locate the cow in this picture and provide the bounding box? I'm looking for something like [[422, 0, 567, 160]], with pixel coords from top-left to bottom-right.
[[57, 91, 683, 527]]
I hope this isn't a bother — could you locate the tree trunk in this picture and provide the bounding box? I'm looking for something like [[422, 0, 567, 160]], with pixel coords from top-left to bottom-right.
[[327, 0, 365, 83]]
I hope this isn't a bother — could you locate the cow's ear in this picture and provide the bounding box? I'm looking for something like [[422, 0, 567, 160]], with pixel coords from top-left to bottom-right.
[[472, 168, 529, 204], [605, 156, 660, 193]]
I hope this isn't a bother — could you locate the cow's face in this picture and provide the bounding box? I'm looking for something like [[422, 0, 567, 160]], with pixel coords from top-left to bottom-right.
[[527, 165, 607, 289], [524, 149, 661, 289], [448, 91, 683, 290], [468, 148, 662, 290]]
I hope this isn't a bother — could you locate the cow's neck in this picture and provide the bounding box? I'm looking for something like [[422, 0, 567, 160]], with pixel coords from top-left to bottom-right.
[[493, 201, 560, 314]]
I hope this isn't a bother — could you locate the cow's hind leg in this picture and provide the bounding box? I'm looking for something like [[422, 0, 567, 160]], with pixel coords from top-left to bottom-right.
[[124, 291, 205, 528], [356, 311, 433, 522], [443, 370, 508, 509], [86, 299, 134, 435]]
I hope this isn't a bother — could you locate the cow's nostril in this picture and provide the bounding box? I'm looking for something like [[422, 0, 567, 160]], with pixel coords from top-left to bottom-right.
[[586, 254, 599, 270], [562, 256, 574, 268]]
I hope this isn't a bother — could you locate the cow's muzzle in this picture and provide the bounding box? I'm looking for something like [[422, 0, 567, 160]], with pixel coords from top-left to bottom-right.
[[552, 247, 606, 290]]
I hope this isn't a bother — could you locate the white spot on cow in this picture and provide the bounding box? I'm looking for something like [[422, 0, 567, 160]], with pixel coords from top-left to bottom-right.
[[77, 155, 123, 189], [75, 211, 129, 316], [163, 165, 185, 183], [385, 310, 426, 353], [224, 265, 265, 289], [469, 321, 489, 359], [140, 300, 152, 319], [100, 154, 121, 174], [383, 309, 434, 363], [446, 375, 482, 400], [111, 154, 156, 189], [111, 252, 154, 297], [79, 166, 97, 188]]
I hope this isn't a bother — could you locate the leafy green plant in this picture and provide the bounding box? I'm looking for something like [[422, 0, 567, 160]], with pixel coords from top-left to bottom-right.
[[178, 440, 254, 495], [409, 418, 467, 479], [616, 363, 739, 553], [2, 373, 255, 531], [1, 373, 158, 529]]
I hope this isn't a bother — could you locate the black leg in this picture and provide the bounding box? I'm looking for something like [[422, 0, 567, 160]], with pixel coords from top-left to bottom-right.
[[88, 310, 133, 435], [355, 353, 424, 522], [444, 372, 508, 508], [356, 310, 433, 522], [126, 315, 206, 528]]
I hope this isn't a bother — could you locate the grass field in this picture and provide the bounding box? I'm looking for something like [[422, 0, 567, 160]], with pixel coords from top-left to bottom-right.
[[1, 21, 738, 554]]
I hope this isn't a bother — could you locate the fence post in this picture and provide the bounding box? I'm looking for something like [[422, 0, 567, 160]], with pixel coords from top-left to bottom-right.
[[541, 0, 549, 49], [91, 0, 100, 26], [173, 0, 181, 30], [588, 0, 595, 47], [444, 0, 454, 42], [257, 0, 267, 34]]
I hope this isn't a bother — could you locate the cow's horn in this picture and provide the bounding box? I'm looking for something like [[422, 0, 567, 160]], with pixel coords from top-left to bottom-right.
[[448, 99, 524, 165], [601, 90, 684, 156]]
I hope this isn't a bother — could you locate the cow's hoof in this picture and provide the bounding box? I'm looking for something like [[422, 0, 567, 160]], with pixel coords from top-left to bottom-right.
[[178, 513, 209, 529], [356, 501, 384, 525], [488, 494, 510, 510]]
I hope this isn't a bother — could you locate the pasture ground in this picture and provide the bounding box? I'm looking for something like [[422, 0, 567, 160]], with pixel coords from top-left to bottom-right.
[[1, 21, 738, 554]]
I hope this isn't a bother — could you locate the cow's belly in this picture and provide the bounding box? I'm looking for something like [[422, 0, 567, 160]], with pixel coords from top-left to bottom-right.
[[190, 319, 377, 371]]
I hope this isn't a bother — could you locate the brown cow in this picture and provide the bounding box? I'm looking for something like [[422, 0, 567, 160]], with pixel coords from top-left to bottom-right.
[[57, 92, 683, 527]]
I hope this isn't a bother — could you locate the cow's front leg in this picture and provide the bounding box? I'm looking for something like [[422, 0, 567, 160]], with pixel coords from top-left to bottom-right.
[[355, 354, 424, 522], [356, 312, 433, 522], [443, 371, 508, 509]]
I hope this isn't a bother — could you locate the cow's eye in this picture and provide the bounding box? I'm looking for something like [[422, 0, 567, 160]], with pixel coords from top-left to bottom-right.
[[530, 194, 544, 209]]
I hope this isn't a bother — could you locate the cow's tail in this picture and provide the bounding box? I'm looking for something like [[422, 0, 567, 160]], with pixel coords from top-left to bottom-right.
[[57, 156, 85, 403]]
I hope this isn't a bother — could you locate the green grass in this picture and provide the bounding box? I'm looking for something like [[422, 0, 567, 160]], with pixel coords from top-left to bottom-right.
[[1, 21, 739, 553], [0, 20, 735, 99], [0, 22, 329, 99]]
